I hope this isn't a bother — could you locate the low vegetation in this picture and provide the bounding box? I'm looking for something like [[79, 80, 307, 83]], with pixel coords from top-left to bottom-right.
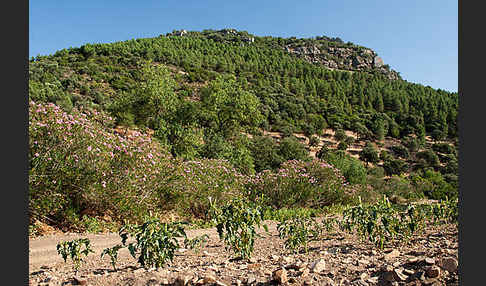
[[58, 197, 457, 274], [56, 238, 94, 274]]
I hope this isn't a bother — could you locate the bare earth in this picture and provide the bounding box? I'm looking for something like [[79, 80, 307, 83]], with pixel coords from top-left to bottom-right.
[[29, 220, 458, 286]]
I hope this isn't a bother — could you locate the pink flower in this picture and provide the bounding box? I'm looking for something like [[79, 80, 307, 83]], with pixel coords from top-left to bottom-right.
[[87, 146, 92, 152]]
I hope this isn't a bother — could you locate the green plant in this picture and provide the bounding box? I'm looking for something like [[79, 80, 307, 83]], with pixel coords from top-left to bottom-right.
[[341, 196, 411, 249], [427, 196, 458, 225], [101, 245, 124, 271], [119, 218, 187, 269], [277, 217, 322, 253], [80, 215, 103, 233], [184, 234, 210, 253], [56, 238, 94, 273], [209, 197, 268, 260], [400, 204, 426, 238], [321, 216, 340, 233]]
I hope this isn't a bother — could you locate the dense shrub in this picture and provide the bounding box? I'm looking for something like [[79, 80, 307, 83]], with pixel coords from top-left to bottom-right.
[[432, 143, 456, 155], [278, 136, 311, 162], [246, 159, 355, 209], [167, 158, 249, 219], [324, 151, 367, 185], [334, 129, 346, 142], [409, 170, 457, 200], [390, 145, 410, 159], [249, 136, 283, 172], [360, 142, 379, 166], [416, 149, 440, 168], [337, 141, 348, 150], [309, 135, 320, 147], [29, 101, 175, 227], [383, 158, 408, 176]]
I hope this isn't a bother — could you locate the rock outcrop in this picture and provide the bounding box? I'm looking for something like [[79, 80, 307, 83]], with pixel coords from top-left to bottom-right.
[[284, 44, 400, 80]]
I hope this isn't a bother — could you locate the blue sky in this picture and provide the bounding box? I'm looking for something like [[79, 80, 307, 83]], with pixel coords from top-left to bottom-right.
[[29, 0, 457, 92]]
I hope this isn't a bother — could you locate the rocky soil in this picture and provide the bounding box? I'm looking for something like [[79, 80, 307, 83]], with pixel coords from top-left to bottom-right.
[[29, 220, 458, 286]]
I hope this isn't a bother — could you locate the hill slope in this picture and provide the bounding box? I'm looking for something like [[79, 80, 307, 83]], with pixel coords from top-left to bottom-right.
[[28, 29, 458, 229]]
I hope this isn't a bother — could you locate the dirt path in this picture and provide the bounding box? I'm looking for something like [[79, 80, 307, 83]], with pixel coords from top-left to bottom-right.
[[29, 225, 228, 271]]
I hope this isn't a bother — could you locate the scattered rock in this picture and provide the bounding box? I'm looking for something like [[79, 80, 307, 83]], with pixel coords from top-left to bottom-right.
[[246, 274, 257, 285], [270, 255, 280, 261], [407, 257, 419, 263], [343, 257, 353, 264], [404, 281, 422, 286], [367, 276, 379, 284], [328, 247, 340, 254], [300, 268, 310, 278], [358, 259, 369, 265], [351, 278, 369, 286], [384, 250, 400, 261], [382, 266, 407, 282], [393, 269, 408, 281], [174, 275, 192, 286], [310, 258, 326, 273], [203, 251, 214, 256], [208, 265, 219, 272], [202, 274, 217, 284], [321, 276, 336, 286], [383, 271, 396, 283], [248, 263, 261, 271], [73, 277, 87, 285], [438, 257, 458, 273], [403, 269, 415, 275], [425, 266, 441, 278], [424, 258, 435, 265], [272, 268, 288, 284], [279, 256, 293, 264]]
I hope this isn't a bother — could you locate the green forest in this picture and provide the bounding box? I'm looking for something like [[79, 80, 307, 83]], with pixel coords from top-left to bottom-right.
[[29, 29, 458, 232]]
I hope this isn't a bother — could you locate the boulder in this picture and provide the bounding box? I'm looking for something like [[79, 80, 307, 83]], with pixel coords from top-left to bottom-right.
[[272, 268, 288, 284]]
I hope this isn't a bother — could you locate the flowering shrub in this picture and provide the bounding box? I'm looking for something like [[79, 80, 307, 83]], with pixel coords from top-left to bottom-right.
[[246, 159, 355, 209], [167, 158, 249, 218], [29, 100, 176, 227]]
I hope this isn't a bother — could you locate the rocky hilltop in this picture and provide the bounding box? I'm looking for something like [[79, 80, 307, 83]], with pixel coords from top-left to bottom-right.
[[167, 28, 401, 80], [284, 43, 400, 80]]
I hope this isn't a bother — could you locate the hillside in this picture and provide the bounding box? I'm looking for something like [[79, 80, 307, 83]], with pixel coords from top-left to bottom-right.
[[28, 29, 458, 231]]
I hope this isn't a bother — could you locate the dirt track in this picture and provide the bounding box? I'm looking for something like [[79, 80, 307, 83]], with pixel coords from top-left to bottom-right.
[[29, 226, 224, 271]]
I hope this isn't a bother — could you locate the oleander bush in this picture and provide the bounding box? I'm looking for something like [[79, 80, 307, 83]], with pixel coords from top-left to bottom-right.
[[246, 159, 356, 209], [29, 100, 177, 227]]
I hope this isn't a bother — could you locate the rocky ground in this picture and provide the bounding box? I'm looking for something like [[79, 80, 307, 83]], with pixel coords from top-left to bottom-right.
[[29, 220, 458, 286]]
